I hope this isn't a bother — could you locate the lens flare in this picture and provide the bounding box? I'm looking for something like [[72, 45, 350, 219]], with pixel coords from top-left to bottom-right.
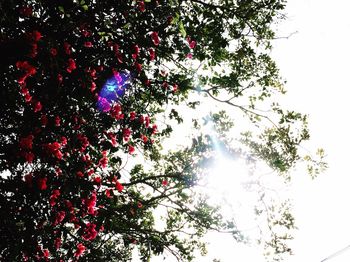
[[97, 71, 131, 112]]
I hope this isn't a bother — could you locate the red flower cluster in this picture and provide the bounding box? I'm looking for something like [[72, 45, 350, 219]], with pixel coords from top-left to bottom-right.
[[46, 142, 63, 160], [37, 177, 47, 190], [82, 222, 98, 240], [50, 189, 60, 206], [20, 135, 34, 150], [74, 243, 86, 258], [151, 32, 160, 46], [16, 61, 36, 85], [66, 58, 76, 73]]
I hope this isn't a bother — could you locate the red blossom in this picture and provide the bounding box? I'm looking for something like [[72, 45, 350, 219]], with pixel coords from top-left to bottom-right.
[[50, 48, 57, 56], [55, 116, 61, 126], [105, 189, 112, 198], [24, 173, 33, 187], [50, 189, 60, 206], [24, 152, 35, 163], [145, 116, 150, 128], [43, 249, 50, 259], [130, 111, 136, 120], [53, 211, 65, 226], [20, 135, 34, 150], [128, 145, 135, 154], [54, 237, 62, 250], [138, 1, 145, 12], [115, 181, 124, 192], [41, 115, 48, 126], [82, 223, 98, 241], [132, 45, 140, 59], [66, 58, 76, 73], [186, 53, 193, 59], [74, 243, 86, 258], [90, 81, 97, 92], [63, 42, 72, 55], [94, 176, 101, 184], [151, 31, 160, 46], [162, 180, 168, 186], [33, 101, 42, 113], [134, 62, 142, 73], [60, 136, 67, 146], [76, 171, 84, 178], [84, 41, 93, 48], [57, 74, 63, 83], [123, 128, 131, 141], [37, 177, 47, 190], [19, 6, 33, 17], [173, 84, 179, 92], [137, 201, 143, 208], [152, 124, 158, 134], [141, 134, 148, 143], [149, 48, 156, 61], [31, 30, 42, 42]]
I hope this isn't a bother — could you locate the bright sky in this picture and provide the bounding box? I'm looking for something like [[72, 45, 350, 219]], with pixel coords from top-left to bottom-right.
[[204, 0, 350, 261], [135, 1, 350, 261]]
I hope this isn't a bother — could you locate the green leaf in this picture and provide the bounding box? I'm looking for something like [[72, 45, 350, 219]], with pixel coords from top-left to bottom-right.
[[80, 0, 85, 4], [145, 0, 151, 2], [82, 4, 88, 11], [179, 21, 186, 37], [58, 6, 65, 13]]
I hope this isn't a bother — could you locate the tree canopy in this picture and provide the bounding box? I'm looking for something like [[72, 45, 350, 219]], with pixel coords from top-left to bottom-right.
[[0, 0, 326, 261]]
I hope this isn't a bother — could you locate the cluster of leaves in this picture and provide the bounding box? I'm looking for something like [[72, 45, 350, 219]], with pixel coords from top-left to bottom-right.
[[0, 0, 319, 261]]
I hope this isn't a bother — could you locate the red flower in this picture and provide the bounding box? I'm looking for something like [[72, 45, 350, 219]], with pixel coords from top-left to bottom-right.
[[149, 48, 156, 61], [74, 243, 86, 258], [54, 150, 63, 160], [20, 135, 34, 150], [141, 134, 148, 143], [151, 31, 160, 46], [24, 152, 35, 163], [137, 201, 143, 208], [50, 48, 57, 56], [115, 181, 124, 192], [82, 223, 98, 241], [123, 128, 131, 141], [173, 84, 179, 92], [134, 62, 142, 73], [57, 74, 63, 83], [90, 81, 96, 92], [19, 6, 33, 17], [60, 136, 67, 146], [33, 101, 42, 113], [24, 173, 33, 187], [50, 189, 60, 206], [84, 41, 93, 48], [94, 176, 101, 184], [66, 58, 76, 73], [37, 177, 47, 190], [152, 124, 158, 134], [54, 237, 62, 250], [138, 1, 145, 12], [130, 111, 136, 121], [162, 180, 168, 186], [132, 45, 140, 59], [189, 40, 196, 49], [53, 211, 65, 226], [99, 155, 108, 169], [105, 189, 112, 198], [186, 53, 193, 59], [41, 115, 48, 127], [76, 171, 84, 178], [128, 145, 135, 154], [43, 249, 50, 258], [55, 116, 61, 126], [31, 30, 42, 42], [63, 42, 71, 55], [145, 116, 150, 128]]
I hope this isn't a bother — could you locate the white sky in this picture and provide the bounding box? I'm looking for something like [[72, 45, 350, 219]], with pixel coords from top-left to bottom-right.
[[203, 0, 350, 261], [134, 1, 350, 261]]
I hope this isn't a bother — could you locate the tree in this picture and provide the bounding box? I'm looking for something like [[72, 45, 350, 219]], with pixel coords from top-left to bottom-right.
[[0, 0, 326, 261]]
